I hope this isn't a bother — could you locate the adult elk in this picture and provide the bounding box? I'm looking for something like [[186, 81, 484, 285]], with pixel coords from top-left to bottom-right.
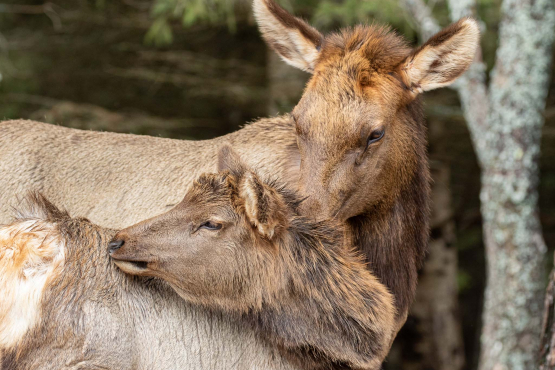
[[0, 0, 479, 333], [110, 146, 396, 370], [0, 193, 296, 370]]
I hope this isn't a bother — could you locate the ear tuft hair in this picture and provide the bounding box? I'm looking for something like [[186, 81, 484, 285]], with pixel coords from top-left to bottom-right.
[[217, 144, 247, 178], [398, 17, 480, 93], [253, 0, 323, 73], [13, 192, 69, 222], [239, 171, 288, 239]]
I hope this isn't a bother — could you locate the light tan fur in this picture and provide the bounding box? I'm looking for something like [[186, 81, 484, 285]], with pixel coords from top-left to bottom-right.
[[0, 220, 64, 349], [240, 171, 288, 238], [0, 117, 299, 230]]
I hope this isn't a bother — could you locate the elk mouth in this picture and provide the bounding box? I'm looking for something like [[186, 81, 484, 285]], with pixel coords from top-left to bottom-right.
[[116, 260, 148, 269], [110, 255, 153, 275]]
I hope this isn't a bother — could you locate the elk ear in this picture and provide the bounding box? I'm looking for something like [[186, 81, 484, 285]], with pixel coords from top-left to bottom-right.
[[253, 0, 323, 73], [398, 18, 480, 93], [239, 171, 287, 239], [217, 144, 246, 178]]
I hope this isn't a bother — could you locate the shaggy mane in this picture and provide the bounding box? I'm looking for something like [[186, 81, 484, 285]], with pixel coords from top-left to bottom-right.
[[12, 192, 70, 223]]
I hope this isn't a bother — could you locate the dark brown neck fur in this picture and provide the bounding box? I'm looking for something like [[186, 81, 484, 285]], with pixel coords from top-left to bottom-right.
[[243, 216, 395, 370], [349, 99, 430, 324]]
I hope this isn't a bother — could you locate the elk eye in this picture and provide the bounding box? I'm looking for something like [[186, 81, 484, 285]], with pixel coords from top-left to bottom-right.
[[367, 129, 385, 146], [199, 221, 222, 231]]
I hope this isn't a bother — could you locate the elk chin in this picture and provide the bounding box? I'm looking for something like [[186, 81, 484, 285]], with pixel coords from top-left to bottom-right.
[[164, 282, 223, 310], [333, 193, 366, 221]]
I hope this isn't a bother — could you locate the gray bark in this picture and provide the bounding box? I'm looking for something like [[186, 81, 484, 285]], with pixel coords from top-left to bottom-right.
[[401, 0, 440, 40], [402, 0, 555, 368], [478, 1, 554, 369]]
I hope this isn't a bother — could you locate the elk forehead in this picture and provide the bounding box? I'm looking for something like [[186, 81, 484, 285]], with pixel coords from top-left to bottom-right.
[[184, 173, 239, 211], [0, 219, 65, 349], [187, 173, 235, 201], [174, 172, 246, 227], [294, 26, 411, 147], [317, 25, 410, 74]]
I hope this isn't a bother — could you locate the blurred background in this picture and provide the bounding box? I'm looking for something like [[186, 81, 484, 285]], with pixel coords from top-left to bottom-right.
[[0, 1, 553, 369]]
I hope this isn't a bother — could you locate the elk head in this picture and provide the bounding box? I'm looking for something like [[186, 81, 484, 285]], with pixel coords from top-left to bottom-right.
[[109, 145, 295, 311], [254, 0, 479, 219]]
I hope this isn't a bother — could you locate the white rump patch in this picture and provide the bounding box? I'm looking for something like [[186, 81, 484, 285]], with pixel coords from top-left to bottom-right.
[[0, 219, 65, 349]]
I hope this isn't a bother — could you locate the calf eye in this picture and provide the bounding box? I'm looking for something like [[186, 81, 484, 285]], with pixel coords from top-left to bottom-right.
[[367, 129, 385, 146], [200, 221, 222, 231]]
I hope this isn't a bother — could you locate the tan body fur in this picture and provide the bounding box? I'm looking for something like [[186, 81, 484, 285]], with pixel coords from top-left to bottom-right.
[[0, 116, 298, 230], [0, 194, 297, 370]]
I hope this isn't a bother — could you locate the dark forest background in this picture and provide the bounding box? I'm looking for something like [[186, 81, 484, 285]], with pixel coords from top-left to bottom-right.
[[1, 1, 554, 369]]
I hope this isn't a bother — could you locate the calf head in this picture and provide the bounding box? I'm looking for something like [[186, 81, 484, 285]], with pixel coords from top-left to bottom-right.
[[254, 0, 480, 219], [110, 146, 295, 311]]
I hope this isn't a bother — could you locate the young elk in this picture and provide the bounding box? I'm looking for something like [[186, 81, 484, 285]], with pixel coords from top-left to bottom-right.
[[0, 193, 297, 370], [110, 146, 396, 370]]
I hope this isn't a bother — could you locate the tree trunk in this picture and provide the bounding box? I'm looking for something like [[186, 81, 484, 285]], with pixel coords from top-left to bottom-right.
[[540, 266, 555, 370], [407, 161, 465, 370], [478, 1, 554, 369]]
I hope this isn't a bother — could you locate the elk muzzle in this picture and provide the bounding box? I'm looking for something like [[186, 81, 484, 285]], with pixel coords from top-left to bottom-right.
[[108, 239, 124, 253]]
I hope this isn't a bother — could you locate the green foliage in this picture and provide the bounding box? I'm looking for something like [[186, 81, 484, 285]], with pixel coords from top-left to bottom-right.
[[146, 0, 239, 46], [457, 270, 472, 292], [147, 0, 419, 46], [95, 0, 107, 10], [310, 0, 412, 35], [145, 0, 501, 65], [146, 18, 174, 46]]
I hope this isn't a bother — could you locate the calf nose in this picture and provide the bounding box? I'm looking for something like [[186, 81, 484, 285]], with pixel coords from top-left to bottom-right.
[[108, 239, 125, 254]]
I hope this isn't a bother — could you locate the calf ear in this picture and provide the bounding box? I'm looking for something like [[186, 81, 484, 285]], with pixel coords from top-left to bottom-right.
[[217, 144, 246, 178], [253, 0, 323, 73], [398, 18, 480, 93], [239, 172, 287, 239]]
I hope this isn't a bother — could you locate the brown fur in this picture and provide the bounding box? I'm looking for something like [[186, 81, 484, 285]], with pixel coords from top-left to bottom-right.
[[110, 148, 396, 370]]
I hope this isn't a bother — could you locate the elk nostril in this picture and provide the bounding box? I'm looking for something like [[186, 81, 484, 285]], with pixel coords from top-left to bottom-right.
[[108, 239, 124, 253]]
